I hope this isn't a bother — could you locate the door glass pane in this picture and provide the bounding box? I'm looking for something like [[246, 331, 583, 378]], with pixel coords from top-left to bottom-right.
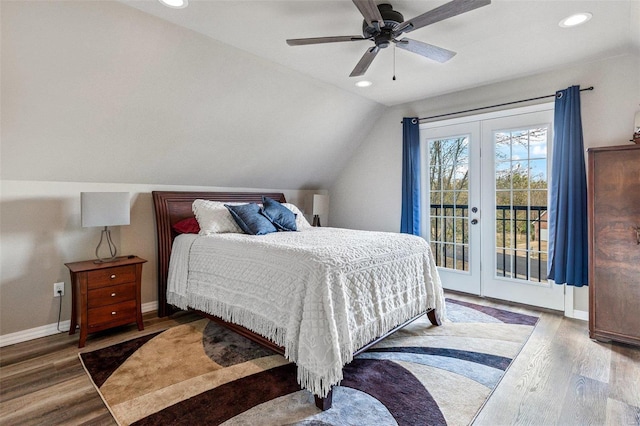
[[493, 127, 549, 283], [512, 161, 529, 189], [455, 191, 468, 205], [428, 136, 470, 272]]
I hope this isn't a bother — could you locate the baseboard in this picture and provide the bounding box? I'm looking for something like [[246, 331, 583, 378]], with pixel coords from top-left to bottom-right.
[[568, 309, 589, 321], [563, 286, 588, 322], [0, 320, 73, 348], [141, 301, 158, 314], [0, 301, 159, 348], [0, 299, 589, 347]]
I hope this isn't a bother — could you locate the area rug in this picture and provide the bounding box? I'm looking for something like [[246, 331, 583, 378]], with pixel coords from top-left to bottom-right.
[[80, 298, 538, 426]]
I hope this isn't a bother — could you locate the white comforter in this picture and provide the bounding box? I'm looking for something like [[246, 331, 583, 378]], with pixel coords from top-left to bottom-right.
[[167, 227, 445, 398]]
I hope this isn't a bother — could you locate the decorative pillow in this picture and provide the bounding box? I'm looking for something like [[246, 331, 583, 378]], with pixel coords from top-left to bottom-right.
[[282, 203, 313, 230], [225, 203, 277, 235], [172, 217, 200, 234], [192, 199, 244, 235], [261, 196, 297, 231]]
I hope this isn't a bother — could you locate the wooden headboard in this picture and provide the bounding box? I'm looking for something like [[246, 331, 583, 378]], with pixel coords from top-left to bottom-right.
[[151, 191, 287, 317]]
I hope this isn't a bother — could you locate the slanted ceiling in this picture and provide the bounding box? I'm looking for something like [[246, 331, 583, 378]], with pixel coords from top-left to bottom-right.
[[3, 1, 638, 191], [1, 1, 384, 190]]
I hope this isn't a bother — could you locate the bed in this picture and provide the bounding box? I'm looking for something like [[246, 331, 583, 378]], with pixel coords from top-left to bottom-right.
[[152, 191, 445, 410]]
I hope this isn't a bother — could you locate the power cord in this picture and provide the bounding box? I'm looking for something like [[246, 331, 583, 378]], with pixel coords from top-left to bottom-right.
[[56, 289, 68, 333]]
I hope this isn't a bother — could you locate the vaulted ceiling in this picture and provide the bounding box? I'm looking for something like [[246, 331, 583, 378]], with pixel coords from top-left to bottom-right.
[[3, 1, 638, 191], [123, 0, 640, 106]]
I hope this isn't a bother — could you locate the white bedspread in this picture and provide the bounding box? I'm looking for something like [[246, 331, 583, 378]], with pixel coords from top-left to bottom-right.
[[167, 227, 445, 398]]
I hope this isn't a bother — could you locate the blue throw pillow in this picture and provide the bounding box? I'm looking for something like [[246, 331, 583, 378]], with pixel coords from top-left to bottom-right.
[[225, 203, 277, 235], [261, 196, 297, 231]]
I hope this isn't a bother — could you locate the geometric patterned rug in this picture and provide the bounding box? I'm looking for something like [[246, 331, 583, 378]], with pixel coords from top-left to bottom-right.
[[80, 298, 538, 425]]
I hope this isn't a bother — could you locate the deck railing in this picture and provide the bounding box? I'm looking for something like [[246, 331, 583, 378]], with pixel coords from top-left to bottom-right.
[[430, 204, 547, 281]]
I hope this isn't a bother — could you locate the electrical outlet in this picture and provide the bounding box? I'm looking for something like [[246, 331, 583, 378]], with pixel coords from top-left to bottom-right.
[[53, 282, 65, 297]]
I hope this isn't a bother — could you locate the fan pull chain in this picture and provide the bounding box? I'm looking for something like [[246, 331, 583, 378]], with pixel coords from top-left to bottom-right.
[[392, 44, 396, 81]]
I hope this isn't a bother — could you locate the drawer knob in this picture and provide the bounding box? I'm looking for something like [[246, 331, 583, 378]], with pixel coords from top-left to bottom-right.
[[110, 274, 116, 279], [111, 293, 116, 297], [111, 311, 117, 315]]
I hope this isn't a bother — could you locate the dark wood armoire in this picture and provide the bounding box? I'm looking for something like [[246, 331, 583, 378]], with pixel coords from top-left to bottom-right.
[[588, 144, 640, 346]]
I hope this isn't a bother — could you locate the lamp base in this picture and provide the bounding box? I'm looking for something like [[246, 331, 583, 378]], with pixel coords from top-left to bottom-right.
[[312, 215, 321, 227], [93, 257, 122, 264], [95, 226, 119, 263]]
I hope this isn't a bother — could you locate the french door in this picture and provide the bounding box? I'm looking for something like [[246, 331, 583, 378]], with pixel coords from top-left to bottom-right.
[[421, 105, 564, 311], [420, 121, 481, 294]]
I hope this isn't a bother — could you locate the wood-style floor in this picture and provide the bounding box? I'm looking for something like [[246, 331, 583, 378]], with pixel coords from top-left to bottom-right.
[[1, 292, 639, 425]]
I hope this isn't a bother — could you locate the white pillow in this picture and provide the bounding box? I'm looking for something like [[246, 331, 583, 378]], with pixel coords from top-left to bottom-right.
[[282, 203, 313, 230], [192, 199, 243, 235]]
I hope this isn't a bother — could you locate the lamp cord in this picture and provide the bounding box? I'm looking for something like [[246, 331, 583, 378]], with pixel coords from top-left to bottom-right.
[[56, 291, 67, 333]]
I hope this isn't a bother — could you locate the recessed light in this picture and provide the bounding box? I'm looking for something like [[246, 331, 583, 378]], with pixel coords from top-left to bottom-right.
[[158, 0, 188, 9], [355, 80, 372, 88], [559, 12, 592, 28]]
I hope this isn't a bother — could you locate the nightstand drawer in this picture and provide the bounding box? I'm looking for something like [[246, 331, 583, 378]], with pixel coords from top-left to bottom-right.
[[88, 282, 136, 308], [87, 265, 136, 289], [88, 300, 137, 328]]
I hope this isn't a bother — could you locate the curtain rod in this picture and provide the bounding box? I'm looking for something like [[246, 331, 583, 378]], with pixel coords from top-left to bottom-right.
[[407, 86, 594, 124]]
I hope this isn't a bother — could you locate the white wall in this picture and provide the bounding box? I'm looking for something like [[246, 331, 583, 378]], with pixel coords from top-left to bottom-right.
[[2, 0, 638, 339], [0, 180, 318, 338], [0, 0, 379, 339], [1, 1, 383, 189], [330, 52, 640, 312]]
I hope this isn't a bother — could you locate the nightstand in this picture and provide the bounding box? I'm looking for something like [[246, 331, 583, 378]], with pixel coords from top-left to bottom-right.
[[65, 256, 147, 348]]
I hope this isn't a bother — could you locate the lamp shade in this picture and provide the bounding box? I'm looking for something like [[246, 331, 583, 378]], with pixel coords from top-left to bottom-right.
[[81, 192, 130, 228], [312, 194, 329, 217]]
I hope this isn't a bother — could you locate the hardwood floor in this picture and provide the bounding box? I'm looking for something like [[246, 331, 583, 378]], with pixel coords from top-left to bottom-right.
[[461, 293, 640, 426], [1, 293, 638, 425]]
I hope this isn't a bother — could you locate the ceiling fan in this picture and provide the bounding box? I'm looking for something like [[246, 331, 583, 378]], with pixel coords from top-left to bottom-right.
[[286, 0, 491, 77]]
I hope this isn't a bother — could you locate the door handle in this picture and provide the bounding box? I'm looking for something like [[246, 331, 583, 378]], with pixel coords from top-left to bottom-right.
[[471, 219, 478, 225]]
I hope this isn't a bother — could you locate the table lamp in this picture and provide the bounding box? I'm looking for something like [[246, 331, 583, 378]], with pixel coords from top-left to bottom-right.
[[81, 192, 130, 263], [312, 194, 329, 227]]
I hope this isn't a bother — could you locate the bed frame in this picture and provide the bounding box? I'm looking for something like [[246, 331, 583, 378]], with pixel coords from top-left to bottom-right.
[[152, 190, 441, 411]]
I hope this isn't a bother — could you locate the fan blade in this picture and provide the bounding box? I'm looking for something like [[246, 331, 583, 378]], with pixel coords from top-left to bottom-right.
[[395, 0, 491, 34], [286, 36, 368, 46], [349, 46, 380, 77], [352, 0, 384, 29], [395, 38, 456, 63]]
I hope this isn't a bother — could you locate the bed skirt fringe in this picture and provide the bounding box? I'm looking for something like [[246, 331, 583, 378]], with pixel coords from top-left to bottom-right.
[[169, 290, 433, 398]]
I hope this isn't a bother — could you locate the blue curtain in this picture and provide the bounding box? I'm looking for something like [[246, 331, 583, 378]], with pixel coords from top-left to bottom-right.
[[400, 117, 421, 235], [547, 86, 588, 286]]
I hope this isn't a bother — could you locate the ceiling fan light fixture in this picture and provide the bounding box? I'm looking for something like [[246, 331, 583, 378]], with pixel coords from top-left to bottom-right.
[[158, 0, 188, 9], [355, 80, 373, 88], [559, 12, 592, 28], [286, 0, 491, 78]]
